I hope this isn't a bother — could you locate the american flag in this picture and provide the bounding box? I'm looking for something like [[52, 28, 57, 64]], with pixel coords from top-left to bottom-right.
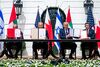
[[35, 8, 40, 28], [87, 7, 95, 28]]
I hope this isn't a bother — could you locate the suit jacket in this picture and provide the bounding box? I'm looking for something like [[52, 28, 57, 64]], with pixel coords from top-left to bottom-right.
[[59, 28, 70, 39], [83, 29, 95, 39], [16, 31, 23, 39], [33, 29, 48, 44]]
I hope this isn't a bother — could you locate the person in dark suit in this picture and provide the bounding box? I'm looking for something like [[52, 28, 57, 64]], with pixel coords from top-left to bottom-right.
[[15, 31, 23, 58], [13, 24, 23, 58], [59, 22, 77, 59], [32, 22, 48, 59], [6, 24, 23, 58], [6, 37, 14, 58], [81, 23, 96, 59]]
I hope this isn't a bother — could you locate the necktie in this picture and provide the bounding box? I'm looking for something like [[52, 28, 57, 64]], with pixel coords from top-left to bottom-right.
[[66, 29, 69, 35], [65, 30, 66, 34], [86, 29, 89, 37]]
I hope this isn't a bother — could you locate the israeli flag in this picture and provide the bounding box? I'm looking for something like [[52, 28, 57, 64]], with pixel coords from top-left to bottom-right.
[[0, 9, 4, 52], [54, 9, 63, 52]]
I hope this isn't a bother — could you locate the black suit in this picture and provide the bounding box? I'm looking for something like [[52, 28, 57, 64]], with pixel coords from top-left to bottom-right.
[[81, 29, 96, 59], [59, 28, 77, 59], [6, 31, 23, 58], [6, 38, 14, 58], [15, 31, 23, 58]]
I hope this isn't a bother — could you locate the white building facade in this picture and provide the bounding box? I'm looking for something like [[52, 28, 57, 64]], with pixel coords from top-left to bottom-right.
[[0, 0, 100, 58]]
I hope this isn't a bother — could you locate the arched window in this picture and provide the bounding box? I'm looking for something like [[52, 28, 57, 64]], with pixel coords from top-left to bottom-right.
[[41, 7, 66, 31]]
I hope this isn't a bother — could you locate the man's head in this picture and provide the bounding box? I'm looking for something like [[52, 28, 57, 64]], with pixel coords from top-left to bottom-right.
[[63, 22, 68, 29], [38, 22, 44, 28], [85, 23, 90, 29], [13, 24, 18, 28]]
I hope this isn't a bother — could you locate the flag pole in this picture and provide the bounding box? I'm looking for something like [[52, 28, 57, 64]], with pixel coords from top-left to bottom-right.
[[37, 5, 39, 12], [46, 6, 48, 10], [56, 0, 57, 6], [45, 6, 58, 59], [64, 5, 70, 11], [58, 5, 59, 10], [37, 5, 39, 39], [68, 5, 70, 8], [38, 5, 41, 22]]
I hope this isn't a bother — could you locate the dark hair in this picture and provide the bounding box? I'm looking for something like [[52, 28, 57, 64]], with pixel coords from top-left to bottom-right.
[[85, 23, 90, 25]]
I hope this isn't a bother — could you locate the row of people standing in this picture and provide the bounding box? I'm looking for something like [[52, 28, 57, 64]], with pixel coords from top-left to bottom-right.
[[32, 22, 100, 59]]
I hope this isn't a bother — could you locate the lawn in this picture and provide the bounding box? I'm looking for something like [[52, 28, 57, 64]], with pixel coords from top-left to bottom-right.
[[0, 59, 100, 67]]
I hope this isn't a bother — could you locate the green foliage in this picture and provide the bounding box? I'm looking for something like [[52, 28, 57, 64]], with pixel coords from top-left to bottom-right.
[[0, 59, 100, 67]]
